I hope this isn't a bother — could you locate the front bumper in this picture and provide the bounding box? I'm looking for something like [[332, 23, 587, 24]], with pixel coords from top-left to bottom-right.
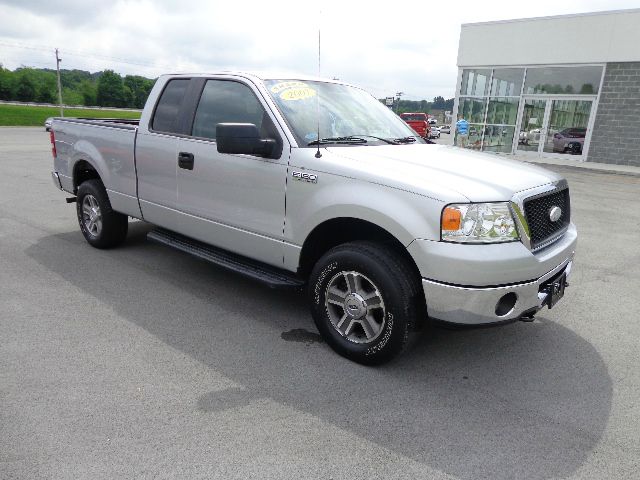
[[422, 256, 573, 325], [409, 222, 577, 325]]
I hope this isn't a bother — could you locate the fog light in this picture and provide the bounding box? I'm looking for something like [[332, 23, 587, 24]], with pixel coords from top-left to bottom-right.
[[495, 293, 517, 316]]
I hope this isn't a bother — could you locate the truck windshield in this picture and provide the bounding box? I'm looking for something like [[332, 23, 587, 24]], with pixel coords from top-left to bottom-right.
[[264, 80, 422, 147]]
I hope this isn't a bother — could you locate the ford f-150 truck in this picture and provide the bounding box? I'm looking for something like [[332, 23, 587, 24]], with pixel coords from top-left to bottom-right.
[[50, 73, 576, 365]]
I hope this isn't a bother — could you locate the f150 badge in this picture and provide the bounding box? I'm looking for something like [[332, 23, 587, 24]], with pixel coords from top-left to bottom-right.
[[292, 171, 318, 184]]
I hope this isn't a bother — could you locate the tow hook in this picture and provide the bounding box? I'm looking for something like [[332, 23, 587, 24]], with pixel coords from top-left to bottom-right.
[[65, 197, 77, 203], [519, 309, 537, 322]]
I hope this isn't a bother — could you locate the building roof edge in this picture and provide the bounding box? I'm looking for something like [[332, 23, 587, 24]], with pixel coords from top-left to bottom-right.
[[461, 8, 640, 28]]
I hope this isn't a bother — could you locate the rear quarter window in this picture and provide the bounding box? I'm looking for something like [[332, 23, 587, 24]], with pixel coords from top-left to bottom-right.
[[151, 79, 190, 133]]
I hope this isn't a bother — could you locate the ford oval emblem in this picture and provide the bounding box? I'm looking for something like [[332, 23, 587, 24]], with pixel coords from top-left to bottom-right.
[[549, 206, 562, 222]]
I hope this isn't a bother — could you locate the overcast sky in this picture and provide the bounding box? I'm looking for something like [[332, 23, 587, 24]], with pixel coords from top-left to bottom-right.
[[0, 0, 637, 100]]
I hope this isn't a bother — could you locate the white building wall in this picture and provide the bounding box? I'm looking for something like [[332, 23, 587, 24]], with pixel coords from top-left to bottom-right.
[[458, 9, 640, 67]]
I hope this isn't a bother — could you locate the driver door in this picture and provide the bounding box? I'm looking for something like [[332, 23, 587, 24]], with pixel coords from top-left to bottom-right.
[[174, 78, 289, 268]]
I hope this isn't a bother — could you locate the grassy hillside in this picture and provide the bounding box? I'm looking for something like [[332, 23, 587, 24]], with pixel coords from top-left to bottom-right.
[[0, 103, 141, 126]]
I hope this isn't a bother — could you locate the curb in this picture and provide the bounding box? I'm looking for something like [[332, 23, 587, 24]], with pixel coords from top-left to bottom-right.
[[516, 158, 640, 178]]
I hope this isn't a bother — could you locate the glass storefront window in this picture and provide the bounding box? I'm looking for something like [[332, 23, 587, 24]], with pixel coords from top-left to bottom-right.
[[456, 65, 600, 156], [486, 97, 519, 125], [455, 123, 483, 150], [482, 126, 515, 153], [460, 69, 491, 96], [543, 100, 592, 155], [467, 124, 483, 149], [517, 99, 546, 153], [490, 69, 524, 97], [523, 66, 603, 95], [458, 97, 487, 123]]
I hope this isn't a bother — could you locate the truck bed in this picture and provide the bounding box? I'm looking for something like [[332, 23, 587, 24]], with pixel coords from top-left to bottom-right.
[[52, 116, 141, 218], [54, 117, 139, 130]]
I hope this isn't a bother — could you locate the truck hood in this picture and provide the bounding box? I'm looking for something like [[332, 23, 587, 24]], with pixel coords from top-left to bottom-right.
[[327, 144, 563, 202]]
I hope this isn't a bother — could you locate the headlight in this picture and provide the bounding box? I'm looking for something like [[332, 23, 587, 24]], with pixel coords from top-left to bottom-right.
[[441, 202, 519, 243]]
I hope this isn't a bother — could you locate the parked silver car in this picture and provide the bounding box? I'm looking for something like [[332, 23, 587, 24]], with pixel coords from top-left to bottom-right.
[[50, 73, 576, 364], [553, 128, 586, 154]]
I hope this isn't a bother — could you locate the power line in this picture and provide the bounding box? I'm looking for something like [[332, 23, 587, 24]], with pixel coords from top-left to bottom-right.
[[0, 40, 167, 71], [0, 40, 52, 52]]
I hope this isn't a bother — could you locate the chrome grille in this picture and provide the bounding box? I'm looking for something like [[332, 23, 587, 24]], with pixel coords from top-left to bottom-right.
[[523, 187, 570, 250]]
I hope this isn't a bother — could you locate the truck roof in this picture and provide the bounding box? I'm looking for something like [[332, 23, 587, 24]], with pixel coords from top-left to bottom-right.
[[157, 72, 358, 89]]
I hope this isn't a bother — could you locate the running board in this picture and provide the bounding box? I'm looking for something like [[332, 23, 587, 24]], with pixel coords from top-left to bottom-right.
[[147, 228, 305, 289]]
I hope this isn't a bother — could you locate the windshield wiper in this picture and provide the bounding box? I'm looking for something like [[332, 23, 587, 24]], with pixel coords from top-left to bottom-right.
[[308, 136, 368, 146], [393, 136, 418, 144], [348, 134, 398, 145]]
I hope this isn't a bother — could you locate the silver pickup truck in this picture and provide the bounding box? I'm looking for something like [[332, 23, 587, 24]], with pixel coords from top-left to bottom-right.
[[50, 73, 576, 364]]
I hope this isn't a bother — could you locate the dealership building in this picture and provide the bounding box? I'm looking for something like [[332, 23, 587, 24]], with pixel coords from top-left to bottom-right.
[[452, 8, 640, 166]]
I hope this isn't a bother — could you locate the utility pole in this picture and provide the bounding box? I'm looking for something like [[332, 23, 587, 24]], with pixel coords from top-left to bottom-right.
[[394, 91, 404, 114], [55, 48, 63, 117]]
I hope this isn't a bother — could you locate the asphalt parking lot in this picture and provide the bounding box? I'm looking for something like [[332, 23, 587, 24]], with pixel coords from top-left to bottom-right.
[[1, 127, 639, 479]]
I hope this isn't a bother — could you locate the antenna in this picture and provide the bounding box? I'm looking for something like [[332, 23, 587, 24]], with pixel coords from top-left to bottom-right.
[[314, 16, 322, 159]]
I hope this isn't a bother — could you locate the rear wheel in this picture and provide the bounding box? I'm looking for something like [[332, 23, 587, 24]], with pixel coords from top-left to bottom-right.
[[76, 179, 128, 249], [309, 241, 423, 365]]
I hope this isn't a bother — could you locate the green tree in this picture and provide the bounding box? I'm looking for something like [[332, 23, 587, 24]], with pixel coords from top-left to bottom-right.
[[62, 87, 83, 106], [0, 66, 154, 107], [0, 66, 16, 100], [124, 75, 155, 108], [36, 74, 57, 103], [96, 70, 126, 107], [432, 96, 446, 109], [80, 79, 97, 106], [580, 83, 595, 94], [15, 69, 37, 101]]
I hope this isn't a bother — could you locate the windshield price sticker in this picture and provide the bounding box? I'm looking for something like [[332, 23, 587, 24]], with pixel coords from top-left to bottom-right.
[[281, 88, 316, 101], [271, 81, 316, 101]]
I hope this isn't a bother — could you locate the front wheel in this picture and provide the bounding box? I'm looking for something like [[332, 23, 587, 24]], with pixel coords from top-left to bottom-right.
[[308, 241, 423, 365], [76, 179, 128, 249]]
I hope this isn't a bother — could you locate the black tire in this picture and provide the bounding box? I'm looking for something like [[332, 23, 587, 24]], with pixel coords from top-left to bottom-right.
[[308, 241, 424, 365], [76, 179, 128, 249]]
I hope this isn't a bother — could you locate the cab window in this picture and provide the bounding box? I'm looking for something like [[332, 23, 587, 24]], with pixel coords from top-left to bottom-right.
[[151, 78, 190, 133], [192, 80, 267, 140]]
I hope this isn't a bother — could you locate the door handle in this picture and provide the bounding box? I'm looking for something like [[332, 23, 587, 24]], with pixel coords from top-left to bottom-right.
[[178, 152, 194, 170]]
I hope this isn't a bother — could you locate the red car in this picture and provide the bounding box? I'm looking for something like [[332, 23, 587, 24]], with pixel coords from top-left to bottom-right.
[[400, 112, 431, 139]]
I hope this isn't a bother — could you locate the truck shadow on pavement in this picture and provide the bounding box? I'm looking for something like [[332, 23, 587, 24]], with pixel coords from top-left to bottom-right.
[[26, 222, 612, 480]]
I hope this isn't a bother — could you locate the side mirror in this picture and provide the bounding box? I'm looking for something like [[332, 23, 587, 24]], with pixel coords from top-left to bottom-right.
[[216, 123, 275, 157]]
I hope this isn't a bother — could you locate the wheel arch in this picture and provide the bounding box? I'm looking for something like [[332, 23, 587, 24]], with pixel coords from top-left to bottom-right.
[[297, 217, 422, 283], [72, 159, 102, 193]]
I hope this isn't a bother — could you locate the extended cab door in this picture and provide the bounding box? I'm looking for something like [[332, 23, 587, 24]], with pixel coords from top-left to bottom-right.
[[174, 77, 289, 268], [136, 77, 195, 232]]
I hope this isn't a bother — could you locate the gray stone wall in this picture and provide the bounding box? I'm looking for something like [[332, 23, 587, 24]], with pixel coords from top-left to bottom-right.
[[588, 62, 640, 166]]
